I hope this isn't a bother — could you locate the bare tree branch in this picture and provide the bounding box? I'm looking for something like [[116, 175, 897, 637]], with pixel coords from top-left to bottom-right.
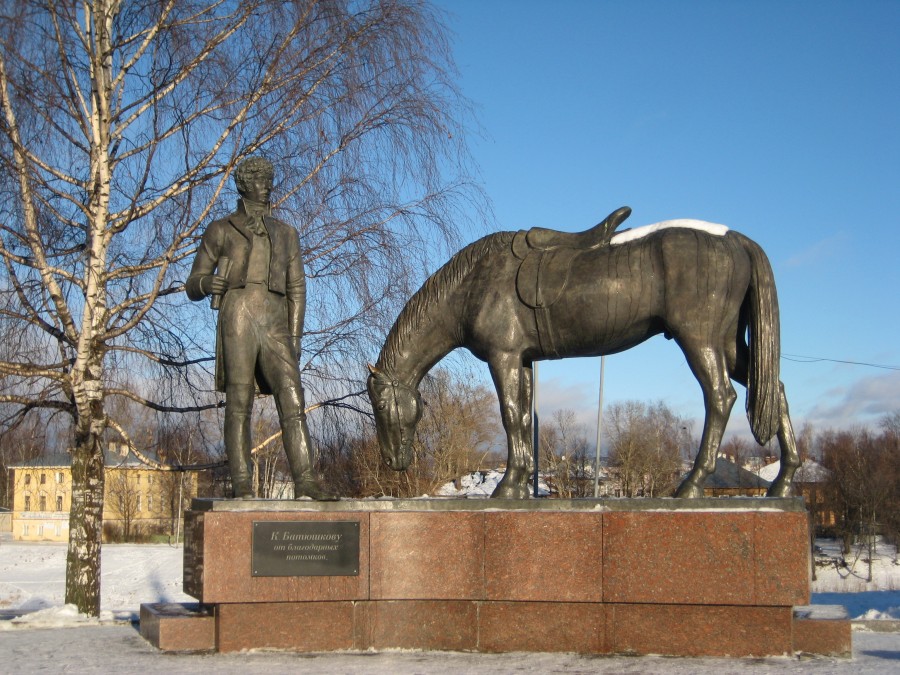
[[0, 0, 484, 617]]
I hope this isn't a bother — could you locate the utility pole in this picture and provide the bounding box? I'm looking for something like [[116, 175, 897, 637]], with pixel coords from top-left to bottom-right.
[[593, 356, 606, 498]]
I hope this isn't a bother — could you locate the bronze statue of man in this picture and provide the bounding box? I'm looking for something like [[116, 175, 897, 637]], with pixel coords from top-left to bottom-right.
[[186, 157, 334, 500]]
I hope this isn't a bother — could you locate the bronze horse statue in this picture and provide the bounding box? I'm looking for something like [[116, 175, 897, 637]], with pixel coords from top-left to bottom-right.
[[367, 207, 800, 498]]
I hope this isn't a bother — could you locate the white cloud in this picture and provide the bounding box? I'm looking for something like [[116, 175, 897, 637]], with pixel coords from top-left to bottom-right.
[[802, 371, 900, 430], [784, 233, 848, 268], [534, 376, 599, 432]]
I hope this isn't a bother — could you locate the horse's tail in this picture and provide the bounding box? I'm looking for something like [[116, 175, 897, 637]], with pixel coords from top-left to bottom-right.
[[739, 233, 781, 445]]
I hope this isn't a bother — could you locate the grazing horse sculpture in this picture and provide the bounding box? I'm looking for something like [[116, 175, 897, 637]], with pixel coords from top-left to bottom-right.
[[367, 207, 800, 499]]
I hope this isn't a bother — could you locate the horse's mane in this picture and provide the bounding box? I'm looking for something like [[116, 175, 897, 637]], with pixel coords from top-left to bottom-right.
[[377, 231, 515, 374]]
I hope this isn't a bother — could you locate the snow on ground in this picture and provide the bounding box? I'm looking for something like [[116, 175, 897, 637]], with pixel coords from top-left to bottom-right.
[[0, 537, 193, 628], [436, 468, 504, 496], [811, 538, 900, 621], [0, 625, 899, 675], [436, 469, 551, 497]]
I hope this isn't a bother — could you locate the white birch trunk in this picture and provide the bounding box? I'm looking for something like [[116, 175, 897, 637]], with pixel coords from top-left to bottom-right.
[[65, 1, 115, 616]]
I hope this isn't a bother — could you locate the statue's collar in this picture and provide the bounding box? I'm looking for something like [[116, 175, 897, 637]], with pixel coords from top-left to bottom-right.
[[237, 197, 270, 218]]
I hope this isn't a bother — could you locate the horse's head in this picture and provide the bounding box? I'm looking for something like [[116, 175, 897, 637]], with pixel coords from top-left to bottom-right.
[[366, 364, 423, 471]]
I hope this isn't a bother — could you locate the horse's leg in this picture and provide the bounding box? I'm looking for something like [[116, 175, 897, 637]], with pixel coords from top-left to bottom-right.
[[522, 360, 535, 476], [730, 343, 800, 497], [675, 341, 737, 498], [488, 355, 532, 499], [767, 384, 800, 496]]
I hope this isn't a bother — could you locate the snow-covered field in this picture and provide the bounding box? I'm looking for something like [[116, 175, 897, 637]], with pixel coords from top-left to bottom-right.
[[0, 538, 193, 626], [811, 538, 900, 622], [1, 534, 898, 673]]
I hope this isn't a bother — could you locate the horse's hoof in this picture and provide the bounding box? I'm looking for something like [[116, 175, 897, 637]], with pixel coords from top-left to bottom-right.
[[674, 481, 704, 499], [766, 480, 793, 498]]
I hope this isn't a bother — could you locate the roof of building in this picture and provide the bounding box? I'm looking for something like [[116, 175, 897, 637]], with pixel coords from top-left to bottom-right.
[[9, 453, 72, 468], [9, 448, 162, 470], [701, 457, 772, 490], [757, 459, 830, 483]]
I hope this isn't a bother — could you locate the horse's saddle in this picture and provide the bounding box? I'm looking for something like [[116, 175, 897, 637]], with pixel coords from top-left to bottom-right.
[[513, 206, 631, 310]]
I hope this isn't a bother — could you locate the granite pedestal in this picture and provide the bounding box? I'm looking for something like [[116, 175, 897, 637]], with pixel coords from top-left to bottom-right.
[[140, 497, 849, 657]]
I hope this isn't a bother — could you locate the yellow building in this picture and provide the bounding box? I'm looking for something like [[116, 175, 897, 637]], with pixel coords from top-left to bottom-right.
[[8, 445, 200, 542]]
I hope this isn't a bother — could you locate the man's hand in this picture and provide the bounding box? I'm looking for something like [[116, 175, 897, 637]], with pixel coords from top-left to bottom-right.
[[202, 274, 229, 296]]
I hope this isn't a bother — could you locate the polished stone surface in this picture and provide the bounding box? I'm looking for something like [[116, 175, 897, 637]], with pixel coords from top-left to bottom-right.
[[479, 601, 606, 653], [185, 510, 369, 604], [793, 607, 852, 657], [191, 496, 808, 512], [185, 500, 809, 606], [369, 600, 478, 651], [169, 499, 835, 657], [608, 604, 794, 657], [139, 603, 215, 652], [603, 510, 810, 606], [484, 511, 603, 602], [370, 511, 484, 600], [217, 601, 356, 652]]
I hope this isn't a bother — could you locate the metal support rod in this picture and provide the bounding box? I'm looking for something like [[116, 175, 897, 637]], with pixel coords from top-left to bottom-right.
[[533, 361, 540, 498], [593, 355, 606, 498]]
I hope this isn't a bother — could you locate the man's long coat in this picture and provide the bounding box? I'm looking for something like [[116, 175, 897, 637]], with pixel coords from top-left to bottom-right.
[[186, 202, 306, 393]]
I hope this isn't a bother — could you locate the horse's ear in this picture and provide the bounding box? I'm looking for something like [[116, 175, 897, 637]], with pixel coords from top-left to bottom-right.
[[367, 363, 379, 376]]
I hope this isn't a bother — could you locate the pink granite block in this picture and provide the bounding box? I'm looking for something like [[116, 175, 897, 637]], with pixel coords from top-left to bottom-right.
[[484, 512, 603, 602], [216, 601, 354, 652], [370, 511, 484, 600], [603, 511, 756, 605], [189, 511, 369, 604], [139, 603, 215, 652], [370, 600, 478, 651], [754, 511, 811, 605], [479, 601, 607, 653], [793, 617, 852, 656], [609, 604, 794, 657], [351, 601, 374, 650]]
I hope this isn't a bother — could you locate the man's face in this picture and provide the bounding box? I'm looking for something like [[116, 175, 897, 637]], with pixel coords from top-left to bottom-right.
[[239, 175, 272, 204]]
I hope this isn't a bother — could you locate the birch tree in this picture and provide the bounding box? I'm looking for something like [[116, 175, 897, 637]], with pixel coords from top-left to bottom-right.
[[0, 0, 478, 615]]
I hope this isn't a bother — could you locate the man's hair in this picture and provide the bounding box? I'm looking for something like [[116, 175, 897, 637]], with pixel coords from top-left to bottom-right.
[[234, 156, 275, 194]]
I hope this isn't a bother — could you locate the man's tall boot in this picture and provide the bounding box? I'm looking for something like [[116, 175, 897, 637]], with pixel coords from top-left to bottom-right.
[[276, 386, 338, 501], [224, 384, 255, 498]]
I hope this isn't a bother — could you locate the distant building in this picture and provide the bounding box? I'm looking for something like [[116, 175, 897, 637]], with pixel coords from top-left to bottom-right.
[[757, 459, 835, 529], [602, 459, 689, 498], [8, 444, 200, 542], [699, 457, 771, 497]]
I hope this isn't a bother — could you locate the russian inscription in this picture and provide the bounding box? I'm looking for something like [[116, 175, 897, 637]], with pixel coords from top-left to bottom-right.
[[252, 521, 360, 577]]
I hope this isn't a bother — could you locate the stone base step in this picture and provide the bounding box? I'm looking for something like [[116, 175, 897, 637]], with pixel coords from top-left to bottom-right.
[[793, 605, 852, 657], [141, 600, 853, 657], [139, 603, 214, 652]]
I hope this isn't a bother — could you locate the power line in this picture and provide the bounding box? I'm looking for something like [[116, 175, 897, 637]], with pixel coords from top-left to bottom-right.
[[782, 353, 900, 371]]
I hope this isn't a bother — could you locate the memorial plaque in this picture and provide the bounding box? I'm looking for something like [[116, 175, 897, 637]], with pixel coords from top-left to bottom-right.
[[252, 521, 360, 577]]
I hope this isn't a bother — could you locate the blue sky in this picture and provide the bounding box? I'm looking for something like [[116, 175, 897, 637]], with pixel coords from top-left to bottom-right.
[[432, 0, 900, 440]]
